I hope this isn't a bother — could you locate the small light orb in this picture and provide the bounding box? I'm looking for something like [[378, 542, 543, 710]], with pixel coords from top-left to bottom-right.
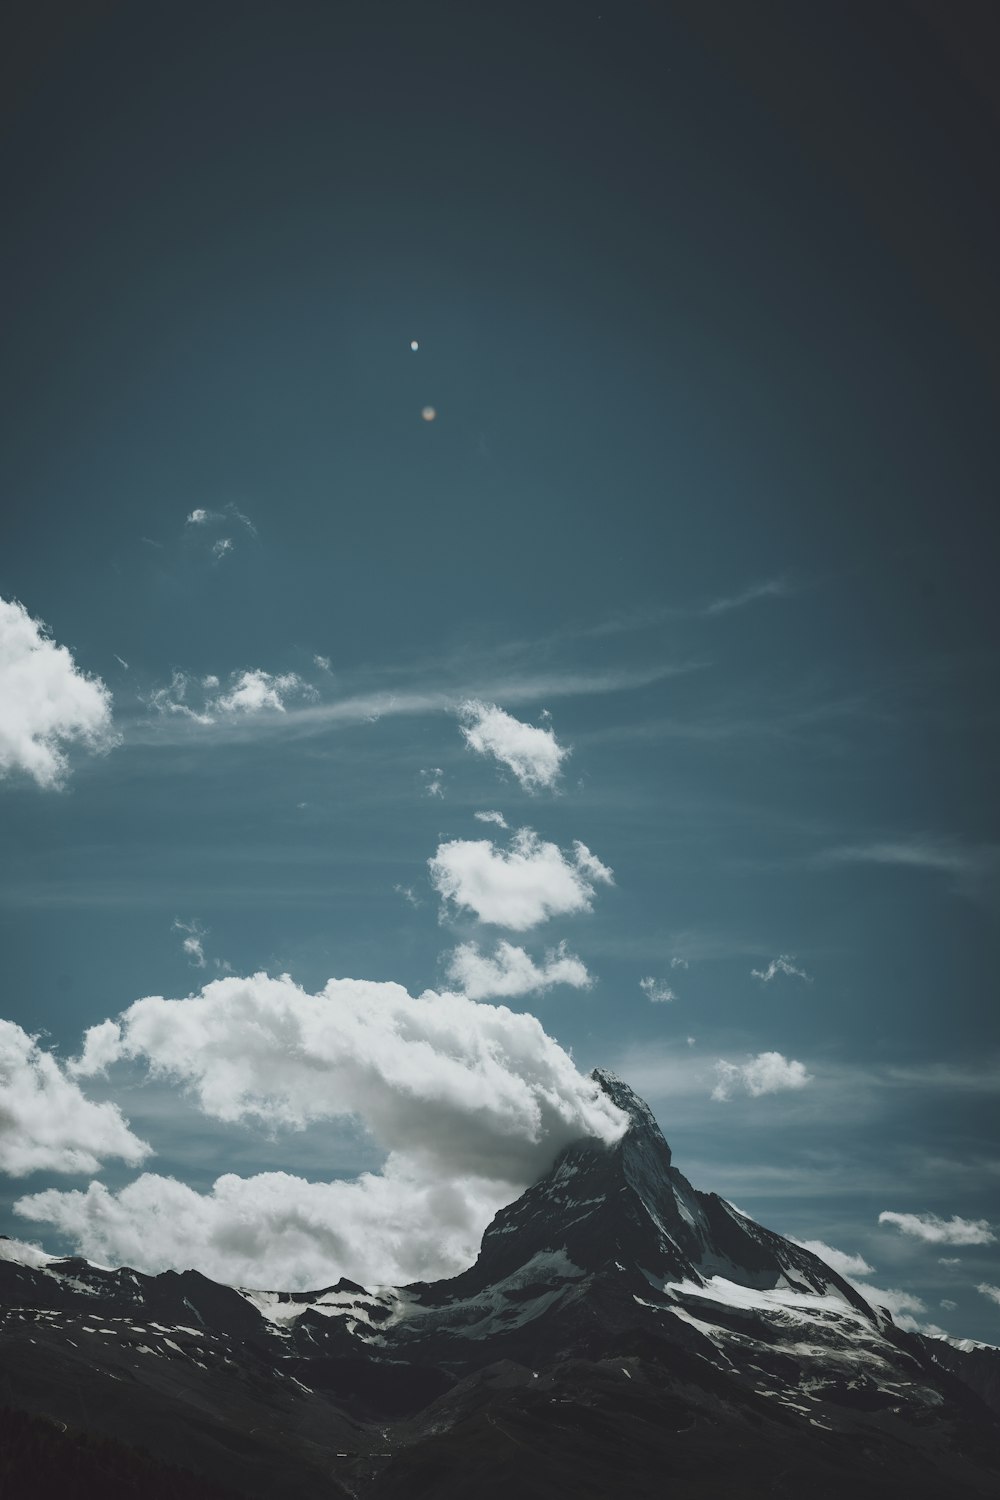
[[421, 405, 437, 421], [410, 340, 419, 352]]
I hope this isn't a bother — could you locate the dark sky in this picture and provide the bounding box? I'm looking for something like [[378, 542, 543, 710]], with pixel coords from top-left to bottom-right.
[[1, 1, 999, 1337]]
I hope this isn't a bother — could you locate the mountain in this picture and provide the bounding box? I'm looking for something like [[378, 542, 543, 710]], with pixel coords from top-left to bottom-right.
[[2, 1070, 998, 1498]]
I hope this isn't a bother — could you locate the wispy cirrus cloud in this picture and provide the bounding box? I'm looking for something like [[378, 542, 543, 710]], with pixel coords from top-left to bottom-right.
[[810, 839, 996, 878], [639, 976, 675, 1003], [702, 577, 793, 617], [751, 954, 813, 984]]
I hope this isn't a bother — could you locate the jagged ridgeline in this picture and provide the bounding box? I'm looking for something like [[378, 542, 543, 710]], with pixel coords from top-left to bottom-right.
[[1, 1072, 998, 1499]]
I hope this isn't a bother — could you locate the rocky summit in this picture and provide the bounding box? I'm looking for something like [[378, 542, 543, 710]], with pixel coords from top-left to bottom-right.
[[2, 1072, 998, 1498]]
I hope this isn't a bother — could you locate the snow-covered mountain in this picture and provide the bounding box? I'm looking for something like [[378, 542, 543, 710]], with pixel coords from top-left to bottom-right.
[[2, 1071, 998, 1498]]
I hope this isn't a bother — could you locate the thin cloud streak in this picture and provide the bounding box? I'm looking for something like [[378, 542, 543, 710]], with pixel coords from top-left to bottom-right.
[[125, 660, 702, 748]]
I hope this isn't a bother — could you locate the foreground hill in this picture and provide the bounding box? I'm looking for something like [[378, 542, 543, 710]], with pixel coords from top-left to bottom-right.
[[2, 1071, 998, 1497]]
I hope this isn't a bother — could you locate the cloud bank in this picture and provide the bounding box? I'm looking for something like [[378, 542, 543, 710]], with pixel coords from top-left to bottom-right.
[[789, 1238, 875, 1279], [18, 974, 627, 1285], [459, 700, 569, 790], [0, 1021, 149, 1177], [429, 827, 613, 930], [0, 596, 117, 788]]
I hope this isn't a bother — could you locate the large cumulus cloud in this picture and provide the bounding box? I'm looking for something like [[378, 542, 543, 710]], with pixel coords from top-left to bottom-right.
[[0, 596, 117, 788], [17, 973, 626, 1286], [0, 1020, 149, 1176]]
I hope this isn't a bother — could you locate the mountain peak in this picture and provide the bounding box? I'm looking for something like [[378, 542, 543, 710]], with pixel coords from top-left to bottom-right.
[[591, 1066, 671, 1167]]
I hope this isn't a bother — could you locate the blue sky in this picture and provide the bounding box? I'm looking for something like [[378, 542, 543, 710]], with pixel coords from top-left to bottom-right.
[[1, 1, 998, 1337]]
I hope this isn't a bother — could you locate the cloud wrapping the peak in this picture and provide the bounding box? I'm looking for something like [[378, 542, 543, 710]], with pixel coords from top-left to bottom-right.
[[19, 972, 628, 1286], [459, 700, 569, 791], [429, 827, 613, 930], [68, 972, 626, 1181], [878, 1211, 995, 1246], [0, 1020, 150, 1177], [0, 596, 117, 788], [712, 1051, 813, 1101], [445, 940, 592, 1000]]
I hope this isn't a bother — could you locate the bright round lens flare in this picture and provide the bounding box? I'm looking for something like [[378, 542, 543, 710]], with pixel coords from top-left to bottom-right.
[[421, 406, 436, 421]]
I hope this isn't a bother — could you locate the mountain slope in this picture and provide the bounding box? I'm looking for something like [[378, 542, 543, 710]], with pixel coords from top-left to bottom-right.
[[2, 1070, 998, 1498]]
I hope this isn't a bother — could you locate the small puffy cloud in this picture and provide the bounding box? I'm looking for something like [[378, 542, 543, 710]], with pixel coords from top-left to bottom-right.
[[670, 956, 689, 970], [0, 596, 117, 789], [445, 940, 592, 1000], [213, 670, 309, 714], [314, 655, 332, 673], [25, 972, 628, 1285], [639, 977, 675, 1003], [939, 1257, 961, 1266], [941, 1299, 957, 1311], [394, 884, 421, 908], [878, 1211, 996, 1246], [212, 537, 233, 560], [173, 918, 207, 968], [789, 1238, 875, 1278], [428, 827, 613, 931], [751, 954, 813, 984], [186, 508, 209, 524], [712, 1051, 813, 1101], [421, 767, 444, 798], [0, 1020, 149, 1176], [978, 1283, 1000, 1307], [475, 810, 508, 829], [458, 700, 569, 791]]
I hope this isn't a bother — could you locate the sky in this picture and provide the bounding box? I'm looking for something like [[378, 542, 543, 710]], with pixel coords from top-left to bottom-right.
[[1, 0, 999, 1340]]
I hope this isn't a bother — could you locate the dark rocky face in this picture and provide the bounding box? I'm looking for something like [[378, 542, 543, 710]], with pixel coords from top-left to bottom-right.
[[2, 1074, 999, 1499]]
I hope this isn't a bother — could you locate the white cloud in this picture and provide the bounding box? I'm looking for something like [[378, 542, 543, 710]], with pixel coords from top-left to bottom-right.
[[0, 596, 117, 789], [20, 972, 627, 1286], [878, 1211, 996, 1246], [639, 977, 675, 1003], [812, 840, 993, 879], [173, 918, 207, 968], [789, 1238, 875, 1278], [186, 508, 208, 524], [751, 954, 813, 984], [421, 767, 444, 798], [213, 670, 309, 714], [712, 1051, 813, 1101], [148, 671, 215, 724], [941, 1299, 957, 1311], [978, 1283, 1000, 1307], [212, 537, 233, 560], [0, 1020, 150, 1177], [856, 1285, 927, 1320], [394, 883, 421, 908], [428, 827, 613, 930], [475, 810, 508, 829], [313, 655, 332, 673], [445, 940, 592, 1000], [67, 972, 626, 1179], [458, 700, 569, 791], [670, 956, 689, 970]]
